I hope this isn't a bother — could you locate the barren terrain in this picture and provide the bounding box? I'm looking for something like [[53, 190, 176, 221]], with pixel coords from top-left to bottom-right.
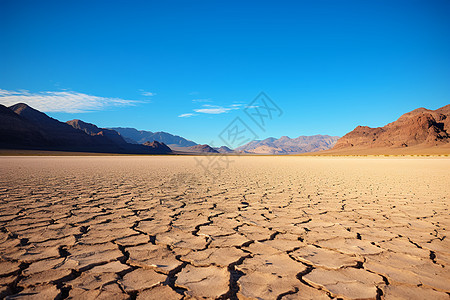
[[0, 156, 449, 299]]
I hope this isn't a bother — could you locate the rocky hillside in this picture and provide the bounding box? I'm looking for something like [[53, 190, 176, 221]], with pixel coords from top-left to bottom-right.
[[0, 104, 50, 148], [143, 141, 172, 153], [67, 119, 128, 145], [332, 104, 450, 151]]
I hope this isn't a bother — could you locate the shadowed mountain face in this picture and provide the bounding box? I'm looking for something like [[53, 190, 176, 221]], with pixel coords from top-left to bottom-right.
[[215, 146, 234, 153], [1, 103, 172, 154], [235, 135, 340, 154], [110, 127, 197, 147], [332, 104, 450, 151], [9, 103, 104, 149], [67, 119, 128, 145], [143, 141, 172, 153], [186, 144, 219, 153], [0, 104, 50, 148]]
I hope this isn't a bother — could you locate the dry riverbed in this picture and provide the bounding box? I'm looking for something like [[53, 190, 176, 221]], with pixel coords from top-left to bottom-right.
[[0, 156, 449, 299]]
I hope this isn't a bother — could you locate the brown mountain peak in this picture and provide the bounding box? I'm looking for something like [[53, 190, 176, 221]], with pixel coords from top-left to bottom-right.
[[332, 104, 450, 152]]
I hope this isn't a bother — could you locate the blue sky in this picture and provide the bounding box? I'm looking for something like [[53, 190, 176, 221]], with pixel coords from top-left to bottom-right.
[[1, 0, 449, 145]]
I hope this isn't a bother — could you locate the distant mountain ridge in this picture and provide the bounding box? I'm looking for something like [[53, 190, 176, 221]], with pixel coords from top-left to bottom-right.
[[215, 146, 234, 153], [186, 144, 219, 153], [67, 119, 128, 145], [235, 135, 340, 154], [331, 104, 450, 153], [4, 102, 447, 155], [111, 127, 197, 147]]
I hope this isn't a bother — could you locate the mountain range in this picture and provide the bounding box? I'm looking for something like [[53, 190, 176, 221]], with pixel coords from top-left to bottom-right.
[[0, 103, 172, 154], [1, 102, 449, 155], [110, 127, 197, 148], [235, 135, 340, 154]]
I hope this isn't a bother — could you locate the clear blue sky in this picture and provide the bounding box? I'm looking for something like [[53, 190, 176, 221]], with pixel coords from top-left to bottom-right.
[[1, 0, 449, 145]]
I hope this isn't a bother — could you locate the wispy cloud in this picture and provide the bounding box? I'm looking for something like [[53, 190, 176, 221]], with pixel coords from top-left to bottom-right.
[[178, 103, 242, 117], [192, 98, 212, 103], [193, 104, 241, 115], [178, 113, 197, 118], [0, 88, 140, 113], [139, 90, 156, 97]]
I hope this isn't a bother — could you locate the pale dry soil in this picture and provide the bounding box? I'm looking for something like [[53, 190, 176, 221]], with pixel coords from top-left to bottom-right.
[[0, 156, 449, 300]]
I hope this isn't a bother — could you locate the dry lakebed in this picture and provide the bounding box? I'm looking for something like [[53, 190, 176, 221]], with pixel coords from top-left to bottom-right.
[[0, 156, 449, 299]]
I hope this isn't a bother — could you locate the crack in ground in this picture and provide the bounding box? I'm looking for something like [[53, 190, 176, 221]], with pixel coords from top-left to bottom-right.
[[429, 250, 437, 264], [221, 254, 251, 300], [276, 287, 299, 300], [167, 258, 189, 296]]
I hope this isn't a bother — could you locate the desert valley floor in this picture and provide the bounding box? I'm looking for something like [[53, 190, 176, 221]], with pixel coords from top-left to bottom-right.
[[0, 156, 449, 299]]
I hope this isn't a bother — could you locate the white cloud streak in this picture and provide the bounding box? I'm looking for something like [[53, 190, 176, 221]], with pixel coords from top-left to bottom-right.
[[178, 113, 197, 118], [192, 98, 212, 103], [179, 103, 242, 117], [0, 89, 140, 113], [140, 90, 156, 96], [193, 104, 241, 115]]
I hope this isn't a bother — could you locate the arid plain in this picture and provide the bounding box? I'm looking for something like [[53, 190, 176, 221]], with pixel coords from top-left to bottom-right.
[[0, 156, 449, 299]]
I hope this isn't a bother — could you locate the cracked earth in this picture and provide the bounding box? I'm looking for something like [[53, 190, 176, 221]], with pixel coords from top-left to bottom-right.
[[0, 156, 449, 299]]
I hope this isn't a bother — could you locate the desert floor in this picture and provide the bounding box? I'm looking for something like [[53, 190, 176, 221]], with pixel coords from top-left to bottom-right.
[[0, 156, 449, 299]]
